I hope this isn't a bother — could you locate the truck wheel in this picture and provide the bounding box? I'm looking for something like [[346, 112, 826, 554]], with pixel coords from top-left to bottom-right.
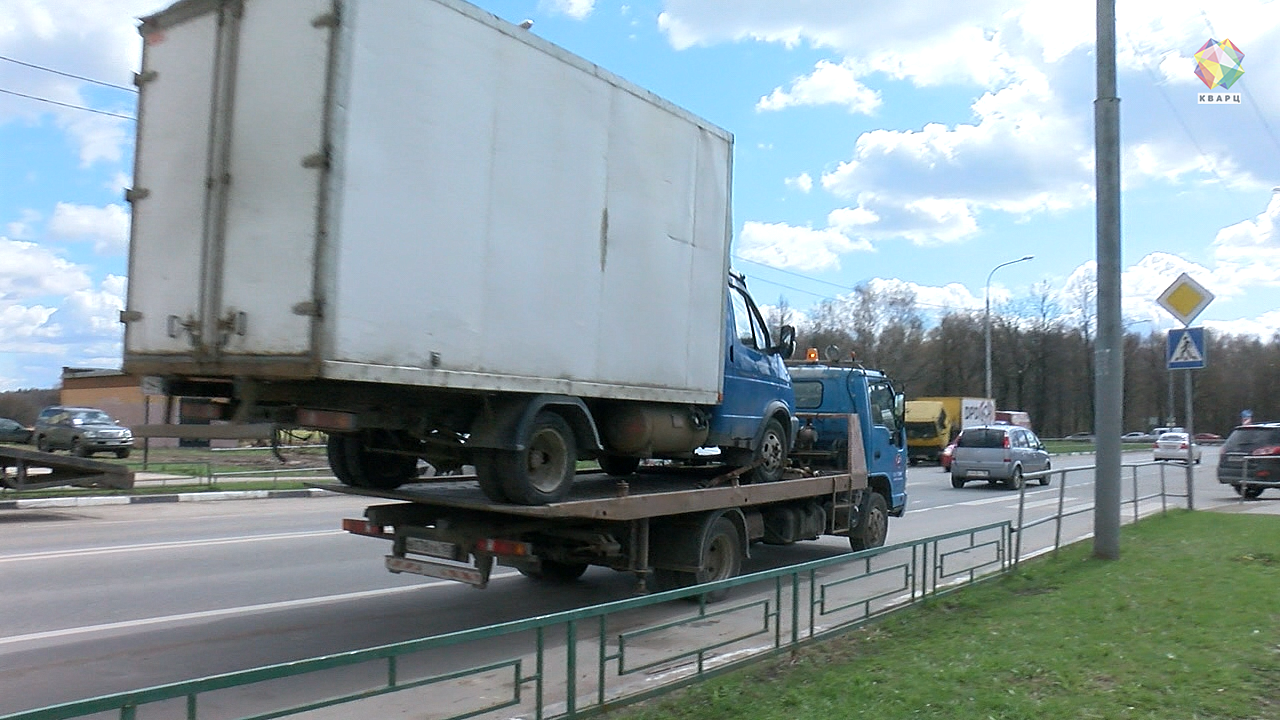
[[326, 434, 359, 486], [849, 492, 888, 551], [1243, 485, 1264, 500], [474, 451, 511, 503], [950, 474, 965, 488], [598, 454, 640, 476], [519, 559, 589, 582], [653, 515, 742, 603], [746, 418, 788, 484], [497, 412, 577, 505]]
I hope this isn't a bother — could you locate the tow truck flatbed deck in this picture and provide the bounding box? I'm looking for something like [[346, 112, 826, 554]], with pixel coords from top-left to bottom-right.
[[315, 466, 867, 522]]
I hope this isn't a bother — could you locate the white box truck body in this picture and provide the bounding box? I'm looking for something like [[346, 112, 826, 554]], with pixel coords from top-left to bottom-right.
[[123, 0, 797, 505]]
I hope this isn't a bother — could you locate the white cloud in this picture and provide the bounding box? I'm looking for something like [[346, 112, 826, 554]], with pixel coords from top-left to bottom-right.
[[1209, 191, 1280, 290], [47, 202, 130, 255], [757, 60, 881, 114], [828, 195, 979, 246], [544, 0, 594, 20], [737, 221, 872, 272], [6, 209, 42, 240], [0, 302, 60, 352], [58, 273, 127, 337], [0, 236, 92, 300], [785, 173, 813, 193]]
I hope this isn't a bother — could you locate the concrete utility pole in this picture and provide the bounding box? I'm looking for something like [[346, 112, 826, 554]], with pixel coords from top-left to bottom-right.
[[1093, 0, 1123, 560]]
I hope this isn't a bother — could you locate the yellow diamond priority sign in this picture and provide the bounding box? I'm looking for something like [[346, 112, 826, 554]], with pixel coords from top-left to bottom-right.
[[1157, 273, 1214, 326]]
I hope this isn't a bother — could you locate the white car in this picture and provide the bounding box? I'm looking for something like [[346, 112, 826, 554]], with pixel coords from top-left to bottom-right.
[[1152, 432, 1201, 463]]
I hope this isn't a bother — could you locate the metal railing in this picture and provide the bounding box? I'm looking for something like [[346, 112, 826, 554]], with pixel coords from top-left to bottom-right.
[[1012, 460, 1183, 566], [0, 523, 1011, 720], [2, 460, 1195, 720], [1227, 456, 1280, 501]]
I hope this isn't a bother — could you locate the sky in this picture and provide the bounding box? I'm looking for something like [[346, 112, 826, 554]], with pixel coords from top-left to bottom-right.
[[1, 0, 1278, 391]]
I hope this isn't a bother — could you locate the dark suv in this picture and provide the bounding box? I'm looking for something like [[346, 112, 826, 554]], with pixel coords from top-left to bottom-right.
[[1216, 423, 1280, 499], [33, 406, 133, 459]]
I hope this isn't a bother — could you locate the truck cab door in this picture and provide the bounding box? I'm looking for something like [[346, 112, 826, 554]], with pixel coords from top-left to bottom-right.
[[866, 379, 907, 508], [709, 285, 793, 445]]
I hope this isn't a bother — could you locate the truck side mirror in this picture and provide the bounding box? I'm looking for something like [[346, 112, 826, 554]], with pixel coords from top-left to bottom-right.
[[773, 325, 797, 359]]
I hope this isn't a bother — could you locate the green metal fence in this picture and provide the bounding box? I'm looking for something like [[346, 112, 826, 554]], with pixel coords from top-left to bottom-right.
[[0, 523, 1011, 720]]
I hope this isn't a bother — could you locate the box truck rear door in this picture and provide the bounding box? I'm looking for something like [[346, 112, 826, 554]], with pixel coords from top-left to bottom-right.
[[127, 0, 334, 364]]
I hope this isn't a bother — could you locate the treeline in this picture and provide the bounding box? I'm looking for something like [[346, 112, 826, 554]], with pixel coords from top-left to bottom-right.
[[0, 388, 60, 425], [771, 284, 1280, 438]]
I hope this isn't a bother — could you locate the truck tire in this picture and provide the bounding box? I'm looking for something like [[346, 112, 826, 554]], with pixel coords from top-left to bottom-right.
[[598, 454, 640, 476], [519, 559, 589, 582], [474, 451, 511, 503], [746, 417, 788, 484], [326, 434, 359, 486], [849, 491, 888, 551], [653, 515, 743, 603], [496, 411, 577, 505]]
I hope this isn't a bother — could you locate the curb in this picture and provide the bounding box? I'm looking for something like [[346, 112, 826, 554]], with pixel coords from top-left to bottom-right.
[[0, 487, 331, 511]]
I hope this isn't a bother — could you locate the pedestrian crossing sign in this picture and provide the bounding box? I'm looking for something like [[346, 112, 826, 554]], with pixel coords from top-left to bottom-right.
[[1167, 326, 1206, 369]]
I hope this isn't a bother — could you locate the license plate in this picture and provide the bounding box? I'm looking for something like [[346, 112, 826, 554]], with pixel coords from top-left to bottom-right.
[[405, 536, 457, 559], [968, 470, 989, 478]]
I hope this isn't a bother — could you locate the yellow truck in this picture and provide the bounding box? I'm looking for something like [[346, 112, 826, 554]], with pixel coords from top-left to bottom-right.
[[905, 396, 995, 464]]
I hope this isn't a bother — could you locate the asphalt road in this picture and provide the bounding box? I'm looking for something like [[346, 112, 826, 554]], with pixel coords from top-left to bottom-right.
[[0, 447, 1250, 715]]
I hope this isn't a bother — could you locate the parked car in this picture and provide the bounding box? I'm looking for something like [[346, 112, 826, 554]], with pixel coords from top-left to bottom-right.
[[950, 425, 1051, 490], [1193, 432, 1223, 444], [1064, 432, 1094, 441], [1121, 431, 1153, 443], [940, 441, 957, 472], [1152, 432, 1201, 463], [1216, 422, 1280, 499], [33, 406, 133, 458], [0, 417, 31, 444]]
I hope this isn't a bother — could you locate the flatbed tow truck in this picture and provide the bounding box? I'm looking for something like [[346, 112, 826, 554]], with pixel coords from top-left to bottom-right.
[[328, 418, 884, 594]]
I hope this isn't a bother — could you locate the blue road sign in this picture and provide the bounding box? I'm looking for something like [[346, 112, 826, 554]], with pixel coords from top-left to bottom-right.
[[1167, 327, 1206, 370]]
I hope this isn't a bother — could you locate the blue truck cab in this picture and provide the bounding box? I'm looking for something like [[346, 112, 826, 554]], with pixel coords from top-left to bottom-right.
[[786, 349, 908, 517], [703, 273, 798, 483]]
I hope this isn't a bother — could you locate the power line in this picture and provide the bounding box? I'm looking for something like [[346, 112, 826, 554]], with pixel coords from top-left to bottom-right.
[[734, 253, 970, 312], [0, 54, 136, 93], [0, 86, 135, 121]]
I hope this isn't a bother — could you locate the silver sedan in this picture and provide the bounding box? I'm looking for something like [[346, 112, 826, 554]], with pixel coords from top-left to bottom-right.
[[1152, 432, 1202, 463]]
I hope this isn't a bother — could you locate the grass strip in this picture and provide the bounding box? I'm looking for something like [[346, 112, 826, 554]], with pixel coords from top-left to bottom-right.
[[612, 510, 1280, 720]]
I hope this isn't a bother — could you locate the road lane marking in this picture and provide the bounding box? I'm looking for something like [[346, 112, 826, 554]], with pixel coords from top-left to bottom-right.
[[0, 530, 346, 563], [0, 573, 519, 647]]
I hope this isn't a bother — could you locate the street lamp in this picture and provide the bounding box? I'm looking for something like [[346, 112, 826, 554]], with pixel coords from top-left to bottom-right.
[[985, 255, 1034, 400]]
